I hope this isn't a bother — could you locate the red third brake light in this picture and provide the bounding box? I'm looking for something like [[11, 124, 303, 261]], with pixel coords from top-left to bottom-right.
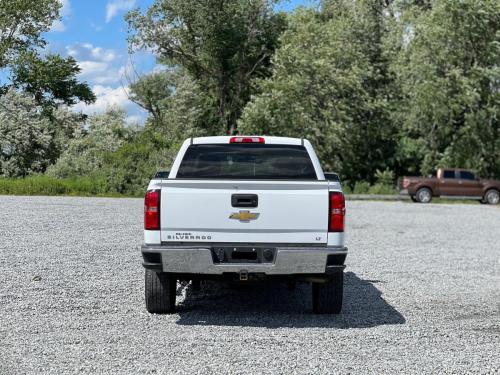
[[144, 190, 160, 230], [329, 192, 345, 232], [230, 136, 265, 144]]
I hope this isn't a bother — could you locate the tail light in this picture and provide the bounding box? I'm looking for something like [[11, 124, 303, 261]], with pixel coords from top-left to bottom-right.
[[402, 178, 410, 189], [230, 136, 265, 144], [329, 192, 345, 232], [144, 190, 160, 230]]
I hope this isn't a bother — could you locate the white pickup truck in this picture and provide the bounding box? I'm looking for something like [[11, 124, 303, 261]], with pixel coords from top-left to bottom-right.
[[141, 136, 347, 314]]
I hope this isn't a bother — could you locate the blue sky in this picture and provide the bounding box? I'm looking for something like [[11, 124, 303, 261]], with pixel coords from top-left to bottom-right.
[[43, 0, 311, 123]]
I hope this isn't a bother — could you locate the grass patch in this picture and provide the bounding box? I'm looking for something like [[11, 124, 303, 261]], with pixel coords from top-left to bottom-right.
[[343, 182, 398, 195], [0, 175, 139, 197]]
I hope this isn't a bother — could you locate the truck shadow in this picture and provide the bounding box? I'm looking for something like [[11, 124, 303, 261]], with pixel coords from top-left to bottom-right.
[[175, 272, 405, 329]]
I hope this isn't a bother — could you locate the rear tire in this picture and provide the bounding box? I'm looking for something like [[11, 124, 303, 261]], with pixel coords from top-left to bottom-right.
[[484, 189, 500, 205], [312, 272, 343, 314], [145, 269, 177, 314], [416, 187, 432, 203], [410, 195, 418, 202]]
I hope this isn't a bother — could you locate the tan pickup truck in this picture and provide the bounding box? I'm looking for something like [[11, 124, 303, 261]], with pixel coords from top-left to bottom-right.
[[401, 168, 500, 204]]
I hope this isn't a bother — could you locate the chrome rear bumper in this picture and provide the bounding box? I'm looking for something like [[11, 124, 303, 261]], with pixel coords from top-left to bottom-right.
[[141, 245, 347, 275]]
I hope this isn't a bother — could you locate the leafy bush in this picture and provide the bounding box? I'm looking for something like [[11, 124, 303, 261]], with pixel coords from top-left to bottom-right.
[[374, 169, 394, 186], [100, 129, 178, 195], [44, 107, 179, 196], [47, 107, 135, 178], [0, 90, 54, 177], [351, 181, 371, 194], [343, 176, 397, 195], [0, 88, 87, 178], [0, 175, 119, 196], [367, 183, 398, 195]]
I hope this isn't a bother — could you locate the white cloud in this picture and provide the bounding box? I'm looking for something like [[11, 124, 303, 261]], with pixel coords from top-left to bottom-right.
[[90, 23, 103, 32], [77, 61, 132, 85], [67, 43, 118, 63], [106, 0, 136, 23], [125, 115, 144, 124], [62, 40, 150, 124], [66, 43, 125, 85], [74, 85, 131, 114], [51, 20, 66, 32], [78, 61, 109, 77], [60, 0, 71, 16], [51, 0, 71, 32], [72, 84, 146, 124]]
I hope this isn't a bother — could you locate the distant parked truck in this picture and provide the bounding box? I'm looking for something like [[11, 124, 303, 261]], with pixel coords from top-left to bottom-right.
[[400, 168, 500, 204]]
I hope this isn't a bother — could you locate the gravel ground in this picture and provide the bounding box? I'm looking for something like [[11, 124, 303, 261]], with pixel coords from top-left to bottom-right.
[[0, 196, 499, 374]]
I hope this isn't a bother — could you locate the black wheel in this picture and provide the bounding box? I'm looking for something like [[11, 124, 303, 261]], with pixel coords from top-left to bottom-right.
[[145, 269, 177, 314], [410, 195, 418, 202], [484, 189, 500, 205], [312, 272, 343, 314], [415, 187, 432, 203]]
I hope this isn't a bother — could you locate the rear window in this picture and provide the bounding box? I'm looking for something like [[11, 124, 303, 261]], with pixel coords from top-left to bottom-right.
[[176, 144, 317, 180], [443, 170, 456, 179], [459, 171, 475, 180]]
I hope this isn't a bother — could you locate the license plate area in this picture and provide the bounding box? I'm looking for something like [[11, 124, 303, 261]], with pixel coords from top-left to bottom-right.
[[211, 247, 276, 264]]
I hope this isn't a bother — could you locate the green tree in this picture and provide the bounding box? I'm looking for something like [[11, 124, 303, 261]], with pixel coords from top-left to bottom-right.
[[129, 69, 216, 138], [47, 108, 135, 178], [392, 0, 500, 177], [0, 0, 60, 68], [1, 52, 96, 170], [127, 0, 286, 135], [49, 106, 90, 165], [240, 3, 398, 184], [101, 128, 178, 195], [0, 0, 95, 114], [9, 52, 96, 111], [128, 70, 175, 128], [0, 89, 53, 176]]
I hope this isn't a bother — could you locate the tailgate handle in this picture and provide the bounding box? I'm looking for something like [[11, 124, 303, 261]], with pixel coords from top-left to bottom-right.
[[232, 194, 258, 208]]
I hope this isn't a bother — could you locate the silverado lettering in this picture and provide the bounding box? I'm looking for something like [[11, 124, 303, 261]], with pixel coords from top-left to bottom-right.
[[166, 234, 212, 240]]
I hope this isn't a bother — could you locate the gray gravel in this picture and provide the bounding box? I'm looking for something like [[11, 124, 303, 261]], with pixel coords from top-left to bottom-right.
[[1, 196, 499, 374]]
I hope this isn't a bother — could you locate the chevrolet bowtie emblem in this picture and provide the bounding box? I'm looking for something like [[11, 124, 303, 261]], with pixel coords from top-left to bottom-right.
[[229, 210, 260, 222]]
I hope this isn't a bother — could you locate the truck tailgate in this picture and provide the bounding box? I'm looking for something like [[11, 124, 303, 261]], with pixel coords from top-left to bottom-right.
[[160, 180, 329, 244]]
